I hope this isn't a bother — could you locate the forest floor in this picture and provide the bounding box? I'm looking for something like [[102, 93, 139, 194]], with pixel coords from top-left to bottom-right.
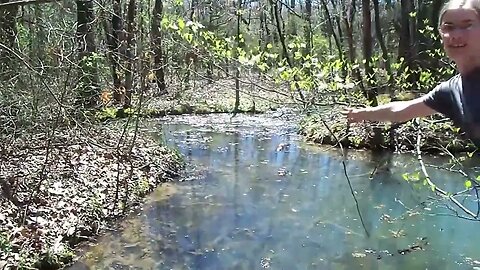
[[0, 123, 183, 269], [134, 76, 292, 117]]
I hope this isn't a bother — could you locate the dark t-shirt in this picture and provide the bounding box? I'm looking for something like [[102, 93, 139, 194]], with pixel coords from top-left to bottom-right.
[[422, 67, 480, 146]]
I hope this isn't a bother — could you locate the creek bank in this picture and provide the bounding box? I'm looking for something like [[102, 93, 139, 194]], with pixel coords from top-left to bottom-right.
[[298, 109, 478, 153], [0, 124, 183, 269]]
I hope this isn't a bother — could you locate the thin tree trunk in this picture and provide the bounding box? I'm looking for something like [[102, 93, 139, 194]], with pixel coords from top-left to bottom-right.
[[76, 0, 100, 107], [189, 0, 196, 21], [329, 0, 343, 48], [103, 18, 121, 94], [362, 0, 378, 106], [233, 0, 242, 115], [343, 0, 365, 95], [343, 0, 356, 64], [397, 0, 412, 83], [269, 4, 278, 43], [269, 0, 305, 104], [0, 1, 18, 76], [303, 0, 312, 56], [152, 0, 166, 93], [123, 0, 136, 107], [373, 0, 393, 95], [320, 0, 343, 61], [288, 0, 297, 36], [111, 0, 124, 102]]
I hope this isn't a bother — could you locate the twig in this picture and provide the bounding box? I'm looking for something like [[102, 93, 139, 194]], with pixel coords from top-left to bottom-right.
[[0, 42, 64, 108], [415, 124, 477, 219], [318, 118, 370, 237], [0, 0, 57, 7]]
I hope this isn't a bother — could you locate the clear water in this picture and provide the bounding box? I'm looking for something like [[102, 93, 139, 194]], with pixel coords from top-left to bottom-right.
[[70, 113, 480, 270]]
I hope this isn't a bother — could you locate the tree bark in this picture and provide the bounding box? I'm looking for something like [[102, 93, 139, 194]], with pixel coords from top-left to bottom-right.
[[111, 0, 124, 102], [233, 0, 242, 115], [303, 0, 312, 56], [269, 0, 305, 104], [76, 0, 100, 107], [362, 0, 378, 106], [373, 0, 393, 95], [0, 0, 18, 75], [189, 0, 196, 21], [288, 0, 297, 36], [123, 0, 136, 107], [343, 0, 365, 94], [320, 0, 343, 61], [152, 0, 166, 93]]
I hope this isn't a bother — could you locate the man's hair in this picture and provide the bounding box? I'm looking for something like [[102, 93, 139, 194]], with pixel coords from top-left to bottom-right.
[[439, 0, 480, 27]]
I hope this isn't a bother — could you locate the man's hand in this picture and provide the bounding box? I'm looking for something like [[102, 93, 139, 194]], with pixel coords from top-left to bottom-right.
[[341, 108, 364, 123]]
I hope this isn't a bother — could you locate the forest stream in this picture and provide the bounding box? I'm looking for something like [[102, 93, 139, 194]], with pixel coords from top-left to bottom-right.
[[68, 111, 480, 270]]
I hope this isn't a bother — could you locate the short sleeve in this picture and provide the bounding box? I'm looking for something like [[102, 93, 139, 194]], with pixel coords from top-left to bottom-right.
[[422, 80, 455, 119]]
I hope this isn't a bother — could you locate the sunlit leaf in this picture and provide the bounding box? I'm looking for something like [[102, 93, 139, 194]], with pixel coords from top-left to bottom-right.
[[178, 18, 185, 30], [465, 180, 472, 189]]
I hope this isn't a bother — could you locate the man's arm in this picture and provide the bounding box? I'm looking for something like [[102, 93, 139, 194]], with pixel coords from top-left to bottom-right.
[[343, 97, 437, 123]]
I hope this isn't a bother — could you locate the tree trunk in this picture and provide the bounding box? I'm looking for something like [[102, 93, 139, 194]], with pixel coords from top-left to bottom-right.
[[269, 0, 305, 104], [269, 3, 278, 43], [362, 0, 378, 106], [233, 0, 241, 116], [123, 0, 136, 107], [0, 1, 18, 76], [288, 0, 297, 36], [261, 5, 271, 47], [343, 0, 366, 96], [76, 0, 100, 107], [408, 0, 417, 63], [303, 0, 312, 56], [397, 0, 415, 87], [112, 0, 124, 102], [103, 18, 119, 93], [320, 0, 343, 61], [329, 0, 343, 49], [373, 0, 393, 95], [189, 0, 196, 21], [152, 0, 166, 93]]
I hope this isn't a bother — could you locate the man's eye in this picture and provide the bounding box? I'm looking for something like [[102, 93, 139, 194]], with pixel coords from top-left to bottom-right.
[[441, 25, 455, 32]]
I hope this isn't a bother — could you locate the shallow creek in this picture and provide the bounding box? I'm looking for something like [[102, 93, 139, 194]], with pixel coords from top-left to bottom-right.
[[70, 112, 480, 270]]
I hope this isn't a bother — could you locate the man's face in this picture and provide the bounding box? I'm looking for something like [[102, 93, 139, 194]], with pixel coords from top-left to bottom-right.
[[439, 7, 480, 69]]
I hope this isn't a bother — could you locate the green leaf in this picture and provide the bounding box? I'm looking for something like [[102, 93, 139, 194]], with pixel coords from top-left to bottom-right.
[[465, 180, 472, 189], [178, 18, 185, 30]]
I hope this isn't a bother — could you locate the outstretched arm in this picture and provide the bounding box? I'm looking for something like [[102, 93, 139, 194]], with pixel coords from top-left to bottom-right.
[[343, 97, 437, 123]]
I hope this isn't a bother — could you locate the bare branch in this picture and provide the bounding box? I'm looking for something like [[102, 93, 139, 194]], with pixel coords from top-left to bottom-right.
[[274, 0, 304, 18], [415, 123, 477, 219], [0, 0, 58, 8]]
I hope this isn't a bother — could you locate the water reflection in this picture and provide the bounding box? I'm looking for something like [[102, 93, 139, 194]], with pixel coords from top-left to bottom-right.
[[70, 114, 480, 270]]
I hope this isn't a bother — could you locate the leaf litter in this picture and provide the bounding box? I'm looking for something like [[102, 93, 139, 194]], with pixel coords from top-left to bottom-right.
[[0, 123, 183, 269]]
